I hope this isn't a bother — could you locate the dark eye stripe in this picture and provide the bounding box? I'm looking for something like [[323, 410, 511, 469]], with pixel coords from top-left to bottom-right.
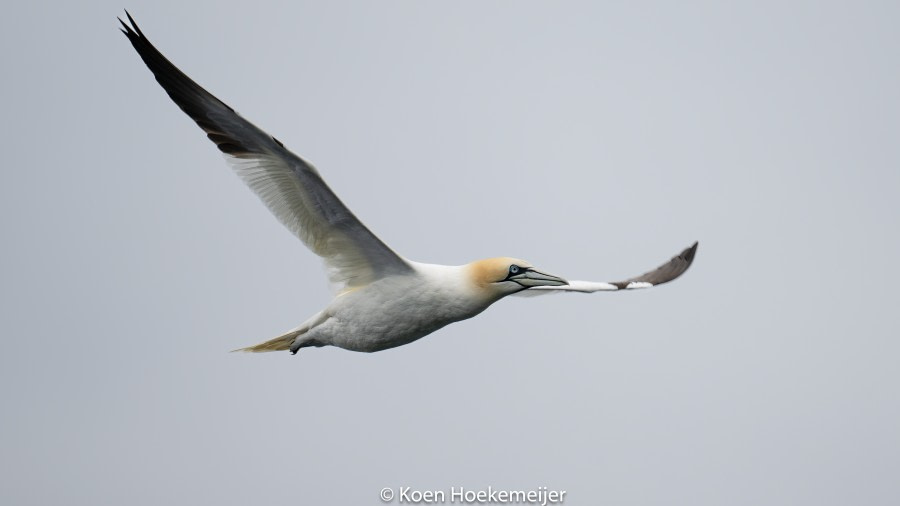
[[501, 265, 529, 282]]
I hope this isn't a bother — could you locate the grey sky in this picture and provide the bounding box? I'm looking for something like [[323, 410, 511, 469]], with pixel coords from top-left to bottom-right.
[[2, 1, 899, 505]]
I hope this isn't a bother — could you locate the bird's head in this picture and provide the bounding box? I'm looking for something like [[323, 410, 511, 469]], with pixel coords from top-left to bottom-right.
[[466, 257, 568, 300]]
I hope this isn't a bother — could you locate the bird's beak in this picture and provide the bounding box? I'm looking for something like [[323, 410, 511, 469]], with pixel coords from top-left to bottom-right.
[[511, 269, 568, 288]]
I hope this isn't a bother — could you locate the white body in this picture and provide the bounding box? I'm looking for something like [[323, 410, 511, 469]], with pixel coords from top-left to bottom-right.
[[300, 263, 494, 352]]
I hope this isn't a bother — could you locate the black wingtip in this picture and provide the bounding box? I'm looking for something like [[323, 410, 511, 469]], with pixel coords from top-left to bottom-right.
[[125, 10, 140, 34], [683, 241, 699, 263], [118, 10, 143, 38], [673, 241, 699, 272], [615, 240, 699, 289]]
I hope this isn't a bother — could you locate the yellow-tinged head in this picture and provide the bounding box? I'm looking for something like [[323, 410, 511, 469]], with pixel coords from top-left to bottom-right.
[[466, 257, 568, 299]]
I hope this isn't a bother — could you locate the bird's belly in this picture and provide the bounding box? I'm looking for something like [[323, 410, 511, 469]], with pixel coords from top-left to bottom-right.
[[316, 280, 487, 352], [328, 305, 473, 352]]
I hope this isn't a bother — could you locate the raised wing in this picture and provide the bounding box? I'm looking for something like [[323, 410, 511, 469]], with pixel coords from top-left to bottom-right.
[[526, 242, 698, 294], [119, 12, 413, 292]]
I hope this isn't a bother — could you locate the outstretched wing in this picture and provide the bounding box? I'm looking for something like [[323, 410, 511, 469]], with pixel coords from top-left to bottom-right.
[[526, 242, 698, 294], [119, 12, 413, 292]]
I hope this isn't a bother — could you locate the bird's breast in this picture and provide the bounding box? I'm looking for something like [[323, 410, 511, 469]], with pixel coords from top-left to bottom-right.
[[322, 272, 489, 352]]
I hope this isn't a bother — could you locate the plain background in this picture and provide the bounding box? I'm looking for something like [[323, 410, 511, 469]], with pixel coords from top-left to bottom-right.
[[2, 1, 898, 505]]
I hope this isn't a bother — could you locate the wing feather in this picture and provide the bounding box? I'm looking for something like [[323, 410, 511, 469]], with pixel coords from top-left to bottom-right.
[[524, 242, 698, 295], [120, 13, 412, 291]]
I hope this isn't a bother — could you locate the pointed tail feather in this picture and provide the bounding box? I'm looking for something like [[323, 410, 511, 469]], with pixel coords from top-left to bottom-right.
[[231, 311, 329, 353], [232, 327, 305, 353]]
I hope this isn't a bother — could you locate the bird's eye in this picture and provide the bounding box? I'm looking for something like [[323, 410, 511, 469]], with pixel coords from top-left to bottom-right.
[[509, 265, 520, 275]]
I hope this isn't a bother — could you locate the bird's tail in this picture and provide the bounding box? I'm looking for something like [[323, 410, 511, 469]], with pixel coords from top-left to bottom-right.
[[232, 327, 305, 353], [231, 311, 328, 353]]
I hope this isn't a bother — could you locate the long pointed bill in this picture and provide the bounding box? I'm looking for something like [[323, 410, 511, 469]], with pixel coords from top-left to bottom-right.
[[511, 270, 568, 288]]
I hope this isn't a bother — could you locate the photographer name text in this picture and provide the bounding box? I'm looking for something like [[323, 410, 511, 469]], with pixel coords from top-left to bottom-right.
[[380, 486, 566, 505]]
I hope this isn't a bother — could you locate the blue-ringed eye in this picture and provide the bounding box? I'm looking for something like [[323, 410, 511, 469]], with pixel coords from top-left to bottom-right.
[[509, 265, 520, 275]]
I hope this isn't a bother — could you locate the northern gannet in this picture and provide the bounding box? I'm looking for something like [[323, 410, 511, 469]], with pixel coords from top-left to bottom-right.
[[120, 13, 698, 355]]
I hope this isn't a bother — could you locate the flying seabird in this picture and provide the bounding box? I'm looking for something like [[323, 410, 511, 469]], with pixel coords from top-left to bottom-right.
[[119, 13, 698, 355]]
